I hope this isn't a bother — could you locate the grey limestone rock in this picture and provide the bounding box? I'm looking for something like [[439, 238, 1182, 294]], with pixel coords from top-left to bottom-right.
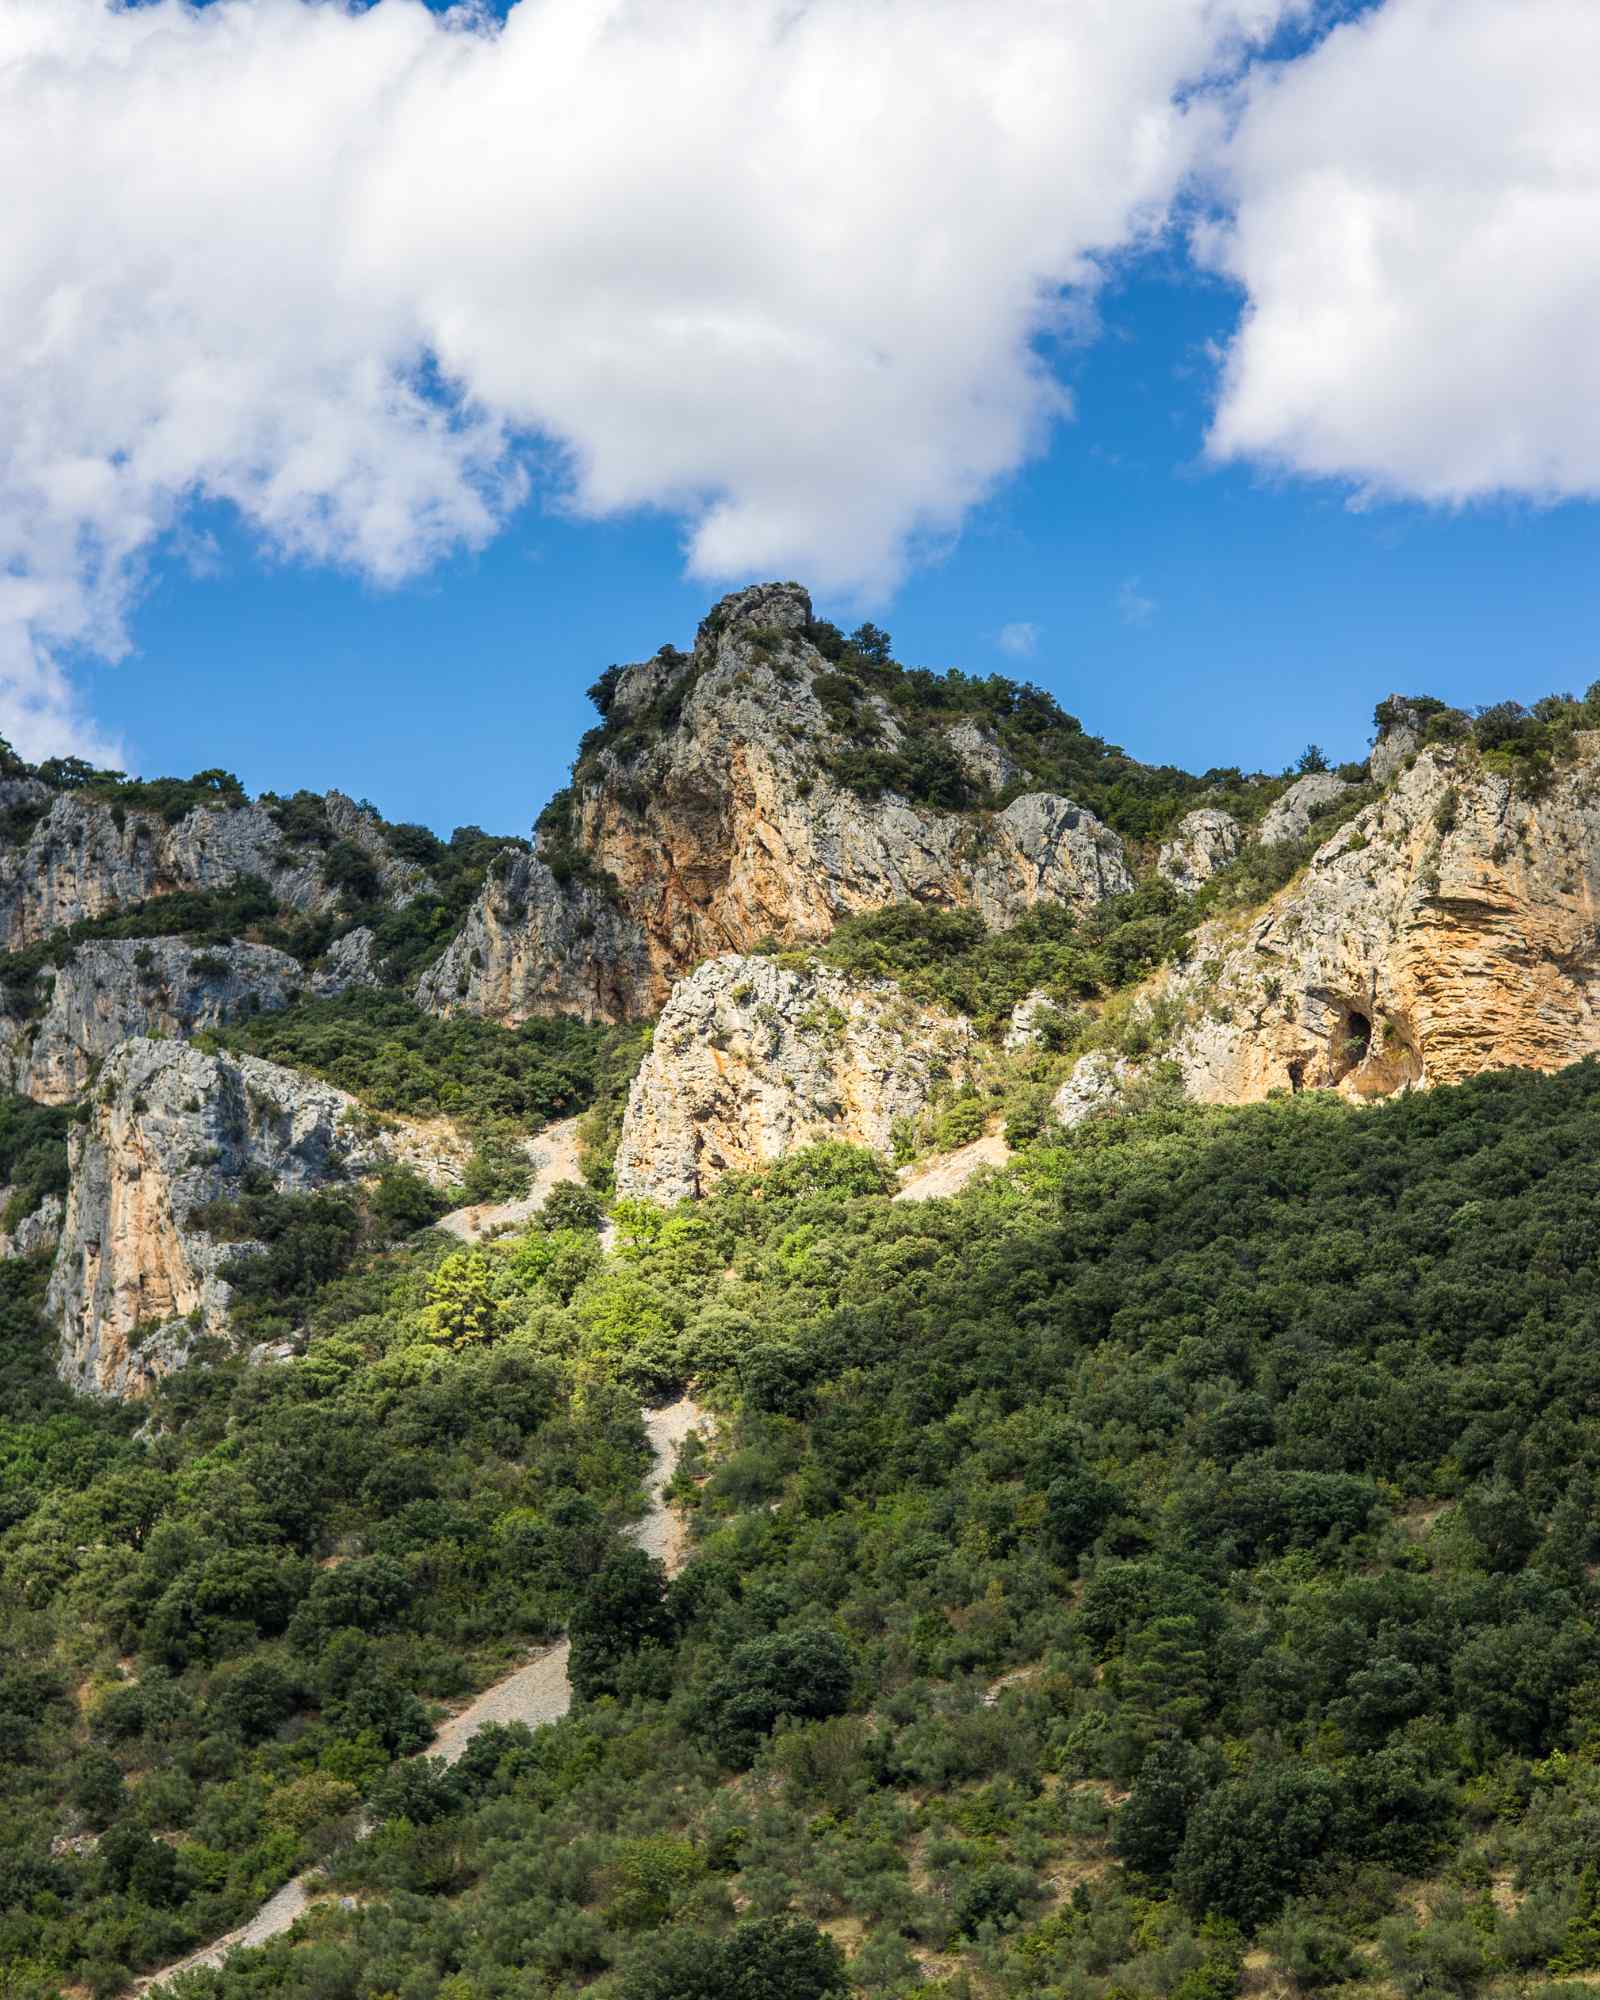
[[0, 938, 306, 1104], [614, 954, 976, 1202], [1157, 808, 1244, 893], [1257, 773, 1356, 848]]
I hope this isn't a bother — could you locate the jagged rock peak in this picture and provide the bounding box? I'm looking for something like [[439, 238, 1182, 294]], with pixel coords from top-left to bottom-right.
[[614, 954, 977, 1203], [423, 581, 1134, 1026]]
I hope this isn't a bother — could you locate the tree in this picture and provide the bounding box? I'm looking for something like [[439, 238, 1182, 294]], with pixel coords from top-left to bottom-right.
[[1175, 1767, 1341, 1928], [422, 1250, 505, 1347], [849, 623, 893, 665], [701, 1628, 853, 1766], [568, 1549, 674, 1701], [1296, 744, 1330, 775], [621, 1916, 847, 2000], [588, 664, 625, 717], [1116, 1737, 1213, 1877]]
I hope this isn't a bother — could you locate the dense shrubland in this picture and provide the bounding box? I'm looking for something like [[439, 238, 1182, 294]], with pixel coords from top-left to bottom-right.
[[8, 1063, 1600, 1996]]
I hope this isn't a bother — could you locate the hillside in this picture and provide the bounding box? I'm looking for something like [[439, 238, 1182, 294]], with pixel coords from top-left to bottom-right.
[[4, 586, 1600, 2000]]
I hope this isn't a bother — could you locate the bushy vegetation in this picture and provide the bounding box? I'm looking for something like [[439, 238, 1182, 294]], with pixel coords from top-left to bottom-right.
[[11, 1064, 1600, 1995], [205, 989, 637, 1137], [0, 1233, 648, 1996], [800, 621, 1309, 839], [1377, 686, 1600, 793], [0, 1094, 71, 1231]]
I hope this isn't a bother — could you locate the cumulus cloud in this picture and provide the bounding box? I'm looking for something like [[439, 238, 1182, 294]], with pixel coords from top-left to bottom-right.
[[1206, 0, 1600, 504], [997, 622, 1040, 659], [0, 0, 1295, 758]]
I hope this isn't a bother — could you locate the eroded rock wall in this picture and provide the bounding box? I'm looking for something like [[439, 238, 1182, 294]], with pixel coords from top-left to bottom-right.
[[49, 1040, 390, 1397], [0, 789, 427, 953], [0, 939, 308, 1104], [614, 954, 976, 1202], [1159, 739, 1600, 1103]]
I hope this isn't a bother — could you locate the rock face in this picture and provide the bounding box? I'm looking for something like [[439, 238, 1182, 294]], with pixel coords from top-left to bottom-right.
[[614, 955, 977, 1202], [49, 1039, 392, 1397], [416, 855, 654, 1025], [421, 583, 1132, 1024], [1257, 773, 1356, 848], [0, 939, 306, 1104], [1157, 809, 1244, 893], [1158, 739, 1600, 1104], [0, 788, 427, 953], [1052, 1050, 1135, 1127]]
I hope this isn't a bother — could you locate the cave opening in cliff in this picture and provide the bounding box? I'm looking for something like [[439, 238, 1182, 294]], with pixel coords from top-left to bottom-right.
[[1332, 1007, 1373, 1080]]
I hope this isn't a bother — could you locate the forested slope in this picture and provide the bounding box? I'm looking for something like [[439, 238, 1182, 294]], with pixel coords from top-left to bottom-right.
[[8, 1063, 1600, 1999]]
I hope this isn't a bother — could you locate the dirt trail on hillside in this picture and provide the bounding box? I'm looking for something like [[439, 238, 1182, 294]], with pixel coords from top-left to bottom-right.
[[135, 1395, 706, 1994], [435, 1116, 585, 1241], [893, 1132, 1011, 1202]]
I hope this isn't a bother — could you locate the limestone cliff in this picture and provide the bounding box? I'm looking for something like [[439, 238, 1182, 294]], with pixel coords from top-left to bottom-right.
[[49, 1039, 395, 1397], [614, 954, 976, 1202], [0, 939, 308, 1104], [0, 787, 427, 953], [421, 582, 1132, 1025], [1151, 735, 1600, 1104]]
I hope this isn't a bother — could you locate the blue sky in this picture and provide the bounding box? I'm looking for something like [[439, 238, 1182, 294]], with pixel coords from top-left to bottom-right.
[[108, 252, 1600, 839], [9, 0, 1598, 837]]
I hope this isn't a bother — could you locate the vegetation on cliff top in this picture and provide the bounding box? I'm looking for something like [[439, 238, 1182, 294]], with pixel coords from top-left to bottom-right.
[[565, 617, 1318, 842], [9, 1064, 1600, 1995]]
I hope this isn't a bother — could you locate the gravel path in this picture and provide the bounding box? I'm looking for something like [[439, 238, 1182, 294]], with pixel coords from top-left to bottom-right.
[[136, 1395, 706, 1993], [435, 1116, 585, 1241], [893, 1132, 1011, 1203]]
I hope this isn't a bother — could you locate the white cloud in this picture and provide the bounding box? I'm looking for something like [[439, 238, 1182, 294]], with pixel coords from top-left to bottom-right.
[[998, 621, 1040, 659], [1119, 576, 1156, 625], [0, 0, 1296, 759], [1206, 0, 1600, 505]]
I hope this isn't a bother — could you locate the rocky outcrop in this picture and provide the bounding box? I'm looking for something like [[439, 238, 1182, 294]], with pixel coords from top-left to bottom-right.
[[0, 939, 306, 1104], [1368, 699, 1427, 787], [1157, 809, 1244, 893], [416, 855, 653, 1026], [614, 955, 977, 1202], [309, 925, 385, 996], [0, 789, 427, 954], [1005, 989, 1066, 1051], [49, 1039, 392, 1397], [1052, 1050, 1135, 1126], [0, 1192, 63, 1260], [1257, 773, 1355, 848], [1157, 738, 1600, 1104], [422, 583, 1132, 1024]]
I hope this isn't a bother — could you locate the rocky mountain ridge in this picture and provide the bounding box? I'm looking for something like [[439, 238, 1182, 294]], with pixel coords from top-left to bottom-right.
[[9, 580, 1600, 1398], [0, 781, 427, 953], [421, 582, 1138, 1023]]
